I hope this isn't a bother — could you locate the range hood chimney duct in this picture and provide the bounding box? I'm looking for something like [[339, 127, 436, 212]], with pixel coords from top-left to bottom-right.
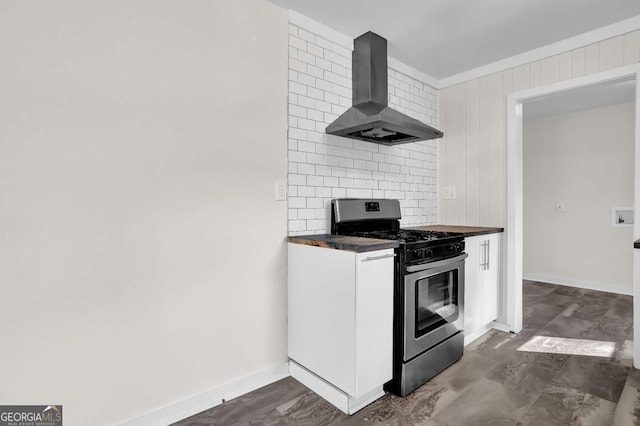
[[326, 32, 443, 145]]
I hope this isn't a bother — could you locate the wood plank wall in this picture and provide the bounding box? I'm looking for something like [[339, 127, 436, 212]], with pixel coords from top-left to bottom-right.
[[439, 30, 640, 227]]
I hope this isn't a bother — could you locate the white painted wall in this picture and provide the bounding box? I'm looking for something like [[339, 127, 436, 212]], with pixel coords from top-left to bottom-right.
[[439, 31, 640, 226], [523, 102, 635, 294], [0, 1, 288, 424]]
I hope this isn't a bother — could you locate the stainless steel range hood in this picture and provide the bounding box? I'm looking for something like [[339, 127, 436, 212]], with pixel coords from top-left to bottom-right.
[[326, 32, 443, 145]]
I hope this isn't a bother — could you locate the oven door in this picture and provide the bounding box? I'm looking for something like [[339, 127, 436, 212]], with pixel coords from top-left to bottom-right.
[[403, 253, 467, 361]]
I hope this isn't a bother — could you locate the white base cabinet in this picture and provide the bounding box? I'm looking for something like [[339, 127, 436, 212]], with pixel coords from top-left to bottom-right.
[[463, 233, 501, 345], [287, 243, 394, 414]]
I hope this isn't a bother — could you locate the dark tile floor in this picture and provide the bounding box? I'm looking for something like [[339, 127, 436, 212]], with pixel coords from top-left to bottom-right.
[[175, 281, 634, 426]]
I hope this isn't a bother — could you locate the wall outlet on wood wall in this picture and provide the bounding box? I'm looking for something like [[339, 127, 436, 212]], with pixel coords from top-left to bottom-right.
[[443, 186, 456, 200]]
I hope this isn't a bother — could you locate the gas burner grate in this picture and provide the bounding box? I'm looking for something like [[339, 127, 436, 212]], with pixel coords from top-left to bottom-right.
[[354, 229, 456, 243]]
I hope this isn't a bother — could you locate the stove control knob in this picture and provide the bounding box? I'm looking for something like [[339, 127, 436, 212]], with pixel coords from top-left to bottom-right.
[[415, 249, 425, 259], [424, 249, 433, 259]]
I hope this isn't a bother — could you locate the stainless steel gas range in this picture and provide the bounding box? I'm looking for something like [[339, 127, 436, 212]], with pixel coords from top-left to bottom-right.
[[331, 198, 467, 396]]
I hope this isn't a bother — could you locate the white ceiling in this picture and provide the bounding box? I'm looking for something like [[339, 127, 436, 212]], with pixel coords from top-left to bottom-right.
[[268, 0, 640, 80], [524, 78, 636, 119]]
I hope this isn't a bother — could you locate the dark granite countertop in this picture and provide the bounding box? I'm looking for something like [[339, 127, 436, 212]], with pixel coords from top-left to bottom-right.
[[406, 225, 504, 237], [635, 239, 640, 249], [288, 234, 399, 253]]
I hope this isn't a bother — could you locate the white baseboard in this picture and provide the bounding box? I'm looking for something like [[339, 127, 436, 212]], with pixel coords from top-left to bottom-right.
[[120, 362, 289, 426], [464, 323, 495, 346], [464, 321, 515, 346], [288, 360, 384, 415], [491, 321, 512, 333], [523, 273, 632, 296]]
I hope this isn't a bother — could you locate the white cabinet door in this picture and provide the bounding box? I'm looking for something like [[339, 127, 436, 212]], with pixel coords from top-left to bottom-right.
[[464, 236, 483, 335], [481, 234, 501, 324], [288, 243, 356, 395], [464, 234, 502, 341], [288, 243, 394, 399], [354, 250, 394, 397]]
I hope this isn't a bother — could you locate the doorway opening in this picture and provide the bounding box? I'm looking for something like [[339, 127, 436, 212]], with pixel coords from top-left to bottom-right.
[[505, 63, 640, 366]]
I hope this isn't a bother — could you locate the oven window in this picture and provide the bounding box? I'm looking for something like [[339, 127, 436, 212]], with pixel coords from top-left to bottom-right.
[[415, 269, 459, 338]]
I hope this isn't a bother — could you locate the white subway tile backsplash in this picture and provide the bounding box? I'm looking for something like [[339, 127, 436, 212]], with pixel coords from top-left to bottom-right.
[[315, 187, 331, 198], [297, 28, 316, 44], [315, 100, 332, 113], [347, 188, 373, 198], [289, 197, 306, 209], [289, 35, 307, 51], [324, 50, 351, 69], [331, 42, 351, 58], [296, 95, 315, 109], [324, 92, 339, 105], [307, 43, 324, 58], [307, 109, 324, 122], [289, 219, 307, 231], [298, 73, 316, 87], [314, 36, 332, 50], [330, 167, 346, 177], [324, 112, 338, 123], [288, 174, 307, 186], [307, 198, 324, 208], [298, 186, 316, 198], [307, 64, 323, 78], [332, 187, 347, 198], [307, 175, 324, 186], [337, 96, 351, 108], [307, 87, 324, 100], [306, 219, 325, 231], [297, 140, 316, 153], [305, 132, 323, 144], [316, 57, 332, 71], [297, 163, 316, 175], [297, 117, 316, 131], [289, 151, 306, 163], [289, 104, 307, 118], [288, 24, 439, 235], [337, 157, 354, 168], [331, 62, 348, 77], [316, 165, 332, 176], [315, 78, 332, 93], [324, 176, 339, 186], [306, 153, 325, 164], [289, 58, 306, 73], [289, 81, 307, 96], [298, 50, 316, 65]]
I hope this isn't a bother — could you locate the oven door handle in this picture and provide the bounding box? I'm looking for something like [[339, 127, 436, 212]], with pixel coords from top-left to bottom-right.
[[406, 253, 469, 273]]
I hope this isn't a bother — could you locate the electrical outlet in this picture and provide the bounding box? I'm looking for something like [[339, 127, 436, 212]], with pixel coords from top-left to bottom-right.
[[443, 186, 456, 200], [275, 180, 287, 201], [555, 203, 565, 212]]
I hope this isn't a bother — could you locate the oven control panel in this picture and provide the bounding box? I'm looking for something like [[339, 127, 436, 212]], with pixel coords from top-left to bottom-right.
[[365, 201, 380, 212], [406, 240, 465, 264]]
